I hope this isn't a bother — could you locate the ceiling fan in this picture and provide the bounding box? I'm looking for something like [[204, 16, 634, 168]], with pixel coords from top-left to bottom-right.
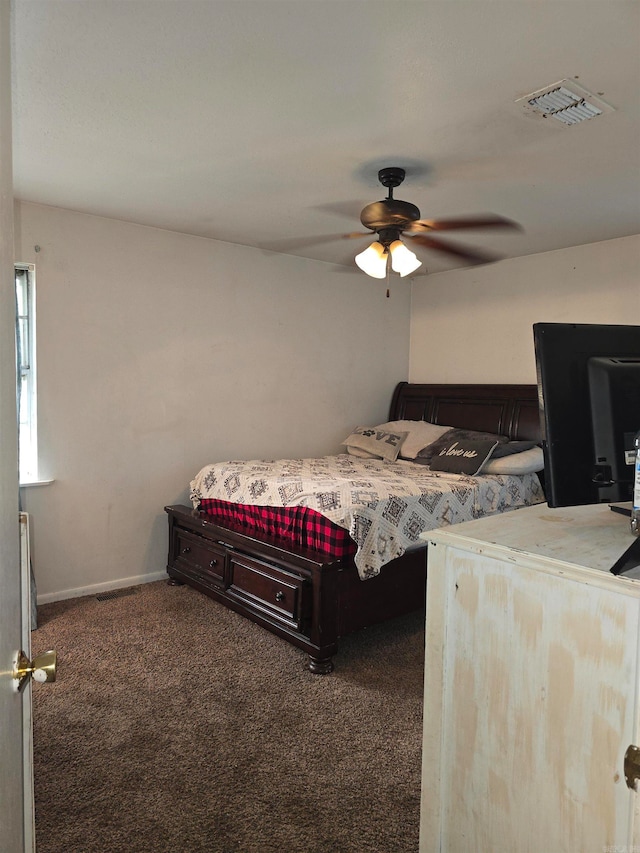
[[345, 167, 520, 278]]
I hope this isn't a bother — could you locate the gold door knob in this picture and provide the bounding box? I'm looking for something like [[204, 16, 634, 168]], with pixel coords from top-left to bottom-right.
[[13, 649, 57, 693]]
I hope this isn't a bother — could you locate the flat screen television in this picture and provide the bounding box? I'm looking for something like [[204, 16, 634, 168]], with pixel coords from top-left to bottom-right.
[[533, 322, 640, 507]]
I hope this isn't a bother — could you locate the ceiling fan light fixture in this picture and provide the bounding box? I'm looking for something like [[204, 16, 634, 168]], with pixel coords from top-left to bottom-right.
[[355, 241, 387, 278], [389, 240, 422, 277], [349, 165, 518, 277]]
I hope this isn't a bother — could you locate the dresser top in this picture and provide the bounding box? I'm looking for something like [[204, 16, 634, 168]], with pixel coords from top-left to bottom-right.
[[421, 502, 640, 583]]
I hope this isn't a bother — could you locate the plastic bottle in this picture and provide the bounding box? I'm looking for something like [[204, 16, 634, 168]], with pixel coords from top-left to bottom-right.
[[632, 430, 640, 536]]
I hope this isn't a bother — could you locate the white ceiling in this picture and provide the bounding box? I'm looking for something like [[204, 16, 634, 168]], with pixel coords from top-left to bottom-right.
[[10, 0, 640, 275]]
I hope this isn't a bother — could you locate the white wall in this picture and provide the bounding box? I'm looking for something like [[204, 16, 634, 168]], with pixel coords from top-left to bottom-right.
[[16, 202, 640, 602], [15, 202, 411, 600], [409, 235, 640, 384]]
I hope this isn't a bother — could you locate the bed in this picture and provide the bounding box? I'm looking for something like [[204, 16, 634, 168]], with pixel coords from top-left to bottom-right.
[[165, 382, 545, 673]]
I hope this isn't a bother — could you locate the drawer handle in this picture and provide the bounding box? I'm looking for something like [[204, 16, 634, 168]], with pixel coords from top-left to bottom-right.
[[209, 559, 218, 568], [275, 591, 284, 602], [181, 546, 191, 554]]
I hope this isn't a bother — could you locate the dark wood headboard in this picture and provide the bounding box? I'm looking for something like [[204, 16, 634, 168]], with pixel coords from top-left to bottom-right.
[[389, 382, 541, 443]]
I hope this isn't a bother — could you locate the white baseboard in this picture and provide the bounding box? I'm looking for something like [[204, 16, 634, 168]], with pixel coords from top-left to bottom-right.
[[36, 570, 169, 605]]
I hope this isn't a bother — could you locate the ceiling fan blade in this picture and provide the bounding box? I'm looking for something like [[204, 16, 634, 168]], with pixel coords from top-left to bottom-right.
[[344, 231, 375, 240], [259, 233, 369, 252], [314, 201, 369, 220], [407, 215, 521, 233], [406, 234, 499, 265]]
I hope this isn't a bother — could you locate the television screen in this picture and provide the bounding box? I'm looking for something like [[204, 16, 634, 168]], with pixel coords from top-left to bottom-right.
[[533, 323, 640, 508]]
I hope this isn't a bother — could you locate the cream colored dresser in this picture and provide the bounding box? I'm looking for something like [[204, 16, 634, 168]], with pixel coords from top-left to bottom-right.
[[420, 502, 640, 853]]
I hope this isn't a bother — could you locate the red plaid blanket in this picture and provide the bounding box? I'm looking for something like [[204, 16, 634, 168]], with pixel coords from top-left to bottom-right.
[[197, 498, 357, 559]]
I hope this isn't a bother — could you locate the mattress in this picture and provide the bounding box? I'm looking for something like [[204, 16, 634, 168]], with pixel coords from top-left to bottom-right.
[[190, 454, 545, 579]]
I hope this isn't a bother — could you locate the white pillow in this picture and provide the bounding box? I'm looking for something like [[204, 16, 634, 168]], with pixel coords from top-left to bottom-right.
[[482, 446, 544, 475], [346, 445, 378, 459], [376, 419, 452, 459], [342, 426, 409, 462]]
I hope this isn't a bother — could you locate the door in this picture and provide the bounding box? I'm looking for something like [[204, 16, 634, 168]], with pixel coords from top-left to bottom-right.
[[0, 516, 33, 853], [1, 1, 32, 847]]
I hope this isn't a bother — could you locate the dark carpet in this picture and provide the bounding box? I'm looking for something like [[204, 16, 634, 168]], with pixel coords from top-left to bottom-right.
[[32, 580, 424, 853]]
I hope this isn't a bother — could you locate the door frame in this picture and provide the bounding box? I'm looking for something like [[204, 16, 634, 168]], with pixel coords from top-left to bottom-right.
[[0, 1, 32, 849]]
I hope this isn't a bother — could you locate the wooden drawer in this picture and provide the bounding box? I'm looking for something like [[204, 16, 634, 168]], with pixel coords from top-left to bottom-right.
[[172, 527, 226, 588], [227, 553, 309, 630]]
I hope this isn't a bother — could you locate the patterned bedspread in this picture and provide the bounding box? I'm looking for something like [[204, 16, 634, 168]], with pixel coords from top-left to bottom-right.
[[190, 454, 545, 580]]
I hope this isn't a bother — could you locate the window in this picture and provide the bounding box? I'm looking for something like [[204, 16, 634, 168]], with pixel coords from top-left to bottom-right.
[[15, 264, 38, 483]]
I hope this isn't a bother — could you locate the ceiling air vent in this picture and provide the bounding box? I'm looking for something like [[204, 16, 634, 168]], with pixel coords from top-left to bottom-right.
[[516, 80, 614, 126]]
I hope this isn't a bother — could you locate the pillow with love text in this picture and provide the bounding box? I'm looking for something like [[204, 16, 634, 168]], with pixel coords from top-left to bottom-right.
[[429, 437, 500, 475], [343, 426, 409, 462]]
